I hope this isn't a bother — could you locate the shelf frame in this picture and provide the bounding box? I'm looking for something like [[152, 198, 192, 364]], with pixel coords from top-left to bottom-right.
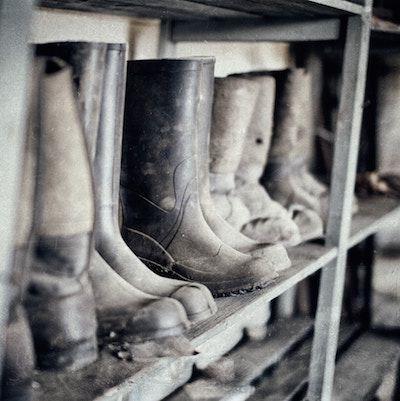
[[0, 0, 35, 388], [308, 4, 373, 401], [2, 1, 394, 401]]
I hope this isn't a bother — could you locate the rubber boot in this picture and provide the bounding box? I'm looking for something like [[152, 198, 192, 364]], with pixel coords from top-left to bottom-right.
[[210, 76, 302, 246], [121, 59, 278, 297], [35, 44, 194, 334], [94, 45, 216, 322], [262, 69, 325, 240], [209, 76, 255, 231], [196, 58, 290, 269], [229, 75, 302, 246], [25, 57, 98, 371], [2, 72, 38, 400]]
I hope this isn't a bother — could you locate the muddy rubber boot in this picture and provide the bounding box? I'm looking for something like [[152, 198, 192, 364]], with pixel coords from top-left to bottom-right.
[[229, 75, 302, 248], [93, 45, 216, 322], [36, 43, 195, 333], [2, 79, 38, 400], [196, 59, 290, 269], [25, 57, 98, 371], [262, 69, 324, 240], [121, 59, 278, 297]]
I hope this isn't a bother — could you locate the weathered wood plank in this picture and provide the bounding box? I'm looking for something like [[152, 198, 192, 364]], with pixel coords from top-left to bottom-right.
[[349, 197, 400, 248], [249, 324, 359, 401], [230, 318, 313, 385], [172, 18, 341, 42], [39, 0, 364, 19], [33, 351, 197, 401], [332, 333, 400, 401], [188, 0, 363, 17], [39, 0, 254, 19]]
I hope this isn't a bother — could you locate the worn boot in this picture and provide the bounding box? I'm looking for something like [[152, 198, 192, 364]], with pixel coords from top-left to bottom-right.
[[196, 59, 290, 269], [2, 74, 38, 400], [94, 45, 216, 322], [36, 43, 194, 335], [121, 59, 278, 296], [210, 76, 301, 246], [262, 69, 325, 240], [229, 75, 303, 246], [25, 57, 98, 371]]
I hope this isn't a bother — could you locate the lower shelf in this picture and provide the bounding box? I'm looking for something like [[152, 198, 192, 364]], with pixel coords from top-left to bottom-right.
[[32, 196, 400, 401]]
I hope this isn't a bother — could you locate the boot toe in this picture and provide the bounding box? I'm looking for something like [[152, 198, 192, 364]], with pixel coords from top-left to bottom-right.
[[254, 243, 291, 272], [125, 298, 190, 340], [293, 207, 324, 242], [170, 284, 217, 322]]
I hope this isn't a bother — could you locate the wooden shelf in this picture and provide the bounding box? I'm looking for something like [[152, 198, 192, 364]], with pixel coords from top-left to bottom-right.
[[39, 0, 364, 19], [349, 196, 400, 248], [31, 196, 400, 401]]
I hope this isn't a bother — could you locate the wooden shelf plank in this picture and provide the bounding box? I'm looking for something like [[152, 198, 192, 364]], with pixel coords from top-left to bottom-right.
[[165, 318, 312, 401], [188, 244, 337, 357], [332, 333, 400, 401], [172, 18, 341, 42], [349, 197, 400, 248], [38, 0, 254, 19], [38, 0, 364, 19], [32, 196, 399, 401], [188, 0, 364, 18], [248, 324, 359, 401]]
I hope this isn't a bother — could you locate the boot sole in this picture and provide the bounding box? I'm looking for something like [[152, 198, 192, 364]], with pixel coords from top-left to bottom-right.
[[141, 258, 217, 321], [142, 258, 276, 298], [120, 321, 188, 343], [36, 338, 98, 371]]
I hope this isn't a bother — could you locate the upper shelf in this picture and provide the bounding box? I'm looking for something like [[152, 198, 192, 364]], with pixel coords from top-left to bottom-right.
[[39, 0, 364, 19]]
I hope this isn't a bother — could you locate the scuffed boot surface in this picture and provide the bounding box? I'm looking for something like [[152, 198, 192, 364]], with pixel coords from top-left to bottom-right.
[[262, 69, 325, 239], [2, 306, 35, 401], [90, 251, 190, 342], [121, 59, 278, 296], [233, 75, 301, 248], [26, 57, 98, 371], [92, 46, 216, 322]]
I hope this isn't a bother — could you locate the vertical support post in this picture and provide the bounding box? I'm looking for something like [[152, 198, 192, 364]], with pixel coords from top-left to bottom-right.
[[158, 19, 177, 58], [0, 0, 35, 386], [307, 7, 372, 401]]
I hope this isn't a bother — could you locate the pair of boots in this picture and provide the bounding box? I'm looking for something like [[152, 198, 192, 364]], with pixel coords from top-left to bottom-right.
[[120, 57, 292, 298], [209, 70, 326, 245]]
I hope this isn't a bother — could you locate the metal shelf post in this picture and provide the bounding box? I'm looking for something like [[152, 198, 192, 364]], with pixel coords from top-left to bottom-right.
[[308, 2, 373, 400], [0, 0, 35, 388]]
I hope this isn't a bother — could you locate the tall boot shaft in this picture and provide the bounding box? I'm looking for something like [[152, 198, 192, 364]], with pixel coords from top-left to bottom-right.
[[121, 59, 202, 238], [26, 57, 98, 371], [34, 58, 94, 236], [236, 75, 276, 185], [210, 76, 259, 176], [36, 42, 107, 161]]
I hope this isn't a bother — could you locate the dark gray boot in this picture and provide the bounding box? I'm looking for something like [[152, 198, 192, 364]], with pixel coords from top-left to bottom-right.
[[196, 58, 291, 269], [121, 59, 278, 296], [25, 57, 98, 371], [94, 45, 216, 322]]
